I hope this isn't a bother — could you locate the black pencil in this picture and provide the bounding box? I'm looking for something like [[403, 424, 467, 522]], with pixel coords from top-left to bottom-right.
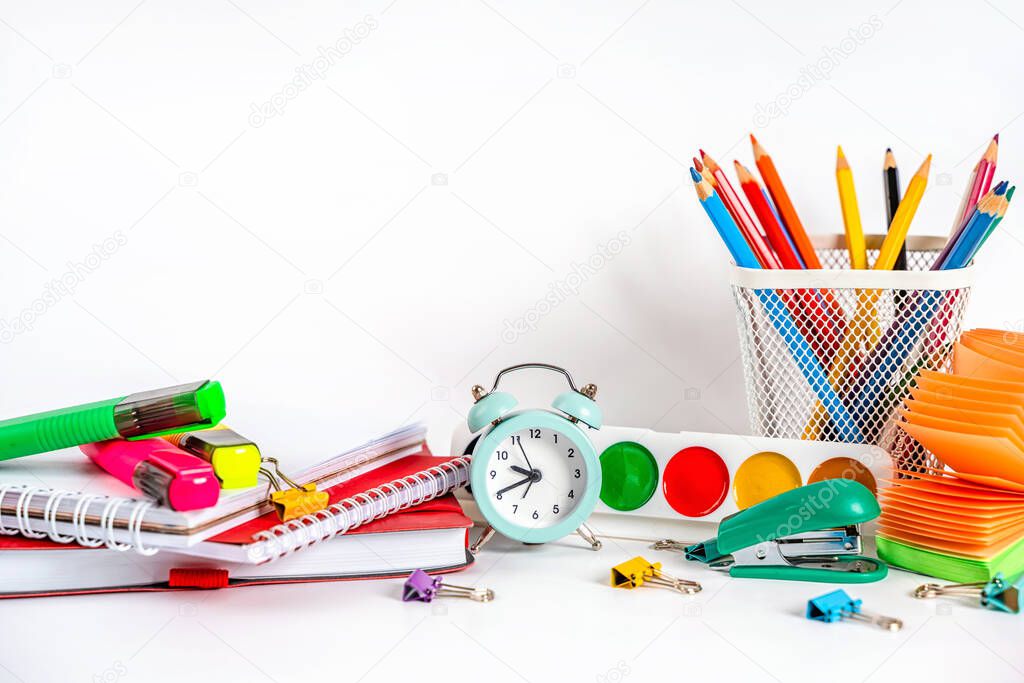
[[884, 148, 907, 270]]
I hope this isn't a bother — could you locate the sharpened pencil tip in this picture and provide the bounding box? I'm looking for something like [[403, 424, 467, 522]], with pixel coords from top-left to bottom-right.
[[918, 154, 932, 177], [995, 180, 1009, 194], [994, 133, 1000, 143], [693, 156, 703, 172], [734, 160, 753, 184], [1008, 186, 1016, 201], [749, 133, 757, 145], [836, 146, 850, 171], [883, 148, 897, 170], [689, 167, 702, 183], [699, 148, 707, 159]]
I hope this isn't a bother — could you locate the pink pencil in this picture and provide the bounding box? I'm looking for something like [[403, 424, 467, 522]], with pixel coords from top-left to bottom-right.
[[979, 133, 999, 195], [950, 135, 998, 236]]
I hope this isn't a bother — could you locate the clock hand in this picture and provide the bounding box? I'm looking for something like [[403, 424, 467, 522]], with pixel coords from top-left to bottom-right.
[[517, 441, 534, 471], [495, 476, 532, 497], [510, 465, 533, 477], [522, 478, 534, 500]]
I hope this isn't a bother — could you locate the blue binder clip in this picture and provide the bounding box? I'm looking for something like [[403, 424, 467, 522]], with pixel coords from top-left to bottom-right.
[[915, 573, 1022, 614], [806, 589, 903, 631]]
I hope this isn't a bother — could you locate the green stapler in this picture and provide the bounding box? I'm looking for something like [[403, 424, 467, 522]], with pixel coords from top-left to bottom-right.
[[685, 479, 887, 583]]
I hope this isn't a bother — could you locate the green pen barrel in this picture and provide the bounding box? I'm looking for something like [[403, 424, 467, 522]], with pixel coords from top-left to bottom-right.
[[0, 399, 119, 460]]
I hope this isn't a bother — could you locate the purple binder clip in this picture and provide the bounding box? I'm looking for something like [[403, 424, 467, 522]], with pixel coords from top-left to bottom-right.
[[402, 569, 493, 603]]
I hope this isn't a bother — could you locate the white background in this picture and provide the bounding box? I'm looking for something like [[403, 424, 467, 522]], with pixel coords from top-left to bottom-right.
[[1, 0, 1023, 681]]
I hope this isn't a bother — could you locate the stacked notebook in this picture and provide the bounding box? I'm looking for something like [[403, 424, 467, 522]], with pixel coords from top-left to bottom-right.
[[0, 424, 473, 598], [879, 331, 1024, 582]]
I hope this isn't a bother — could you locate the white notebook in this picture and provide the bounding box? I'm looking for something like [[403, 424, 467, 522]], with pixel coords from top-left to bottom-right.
[[0, 424, 426, 551]]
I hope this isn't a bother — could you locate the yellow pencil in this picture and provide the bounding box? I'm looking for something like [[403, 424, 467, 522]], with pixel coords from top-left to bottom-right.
[[875, 154, 931, 270], [836, 146, 866, 269]]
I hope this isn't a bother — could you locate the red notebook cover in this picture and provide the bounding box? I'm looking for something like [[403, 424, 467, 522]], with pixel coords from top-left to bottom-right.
[[0, 450, 474, 599]]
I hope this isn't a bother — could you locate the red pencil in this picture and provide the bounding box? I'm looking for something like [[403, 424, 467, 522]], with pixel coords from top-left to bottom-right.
[[735, 161, 802, 269], [701, 150, 781, 268]]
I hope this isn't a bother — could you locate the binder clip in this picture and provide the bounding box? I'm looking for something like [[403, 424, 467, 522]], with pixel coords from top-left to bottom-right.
[[610, 556, 702, 594], [806, 589, 903, 631], [652, 539, 691, 553], [402, 569, 494, 603], [685, 479, 887, 583], [260, 457, 329, 522], [914, 573, 1022, 614]]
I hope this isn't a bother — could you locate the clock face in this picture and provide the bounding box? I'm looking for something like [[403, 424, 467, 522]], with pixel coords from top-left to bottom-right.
[[481, 426, 587, 530]]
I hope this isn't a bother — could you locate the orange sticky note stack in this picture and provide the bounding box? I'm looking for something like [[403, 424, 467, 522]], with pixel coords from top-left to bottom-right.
[[877, 330, 1024, 582]]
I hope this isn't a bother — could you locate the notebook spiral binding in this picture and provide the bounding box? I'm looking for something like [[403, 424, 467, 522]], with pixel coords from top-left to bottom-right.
[[0, 484, 158, 555], [248, 456, 471, 564]]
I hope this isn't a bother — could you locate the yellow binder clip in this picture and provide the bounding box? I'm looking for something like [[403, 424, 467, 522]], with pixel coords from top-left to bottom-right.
[[611, 556, 702, 594], [261, 457, 329, 522]]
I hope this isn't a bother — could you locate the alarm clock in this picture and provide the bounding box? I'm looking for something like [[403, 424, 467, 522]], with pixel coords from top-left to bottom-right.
[[466, 363, 603, 553]]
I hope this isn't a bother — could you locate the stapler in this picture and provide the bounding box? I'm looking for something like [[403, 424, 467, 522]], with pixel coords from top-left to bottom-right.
[[685, 479, 887, 583]]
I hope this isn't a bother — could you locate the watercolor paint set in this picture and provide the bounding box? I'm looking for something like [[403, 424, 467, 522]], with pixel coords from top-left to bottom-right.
[[452, 422, 888, 525]]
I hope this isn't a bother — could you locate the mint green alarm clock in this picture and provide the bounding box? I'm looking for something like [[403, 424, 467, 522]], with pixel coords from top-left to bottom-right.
[[467, 363, 603, 553]]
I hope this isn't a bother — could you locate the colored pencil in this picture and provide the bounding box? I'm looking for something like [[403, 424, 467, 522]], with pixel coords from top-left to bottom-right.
[[691, 168, 862, 442], [883, 148, 907, 270], [701, 151, 780, 268], [975, 185, 1014, 255], [735, 161, 802, 269], [835, 146, 866, 269], [934, 179, 1007, 269], [949, 134, 998, 237], [980, 133, 999, 196], [761, 186, 803, 266], [691, 168, 757, 268], [693, 156, 715, 187], [750, 134, 820, 268], [875, 154, 931, 270], [940, 182, 1009, 270]]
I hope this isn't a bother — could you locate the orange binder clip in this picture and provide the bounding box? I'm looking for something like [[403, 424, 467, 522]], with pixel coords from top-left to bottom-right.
[[261, 457, 329, 521]]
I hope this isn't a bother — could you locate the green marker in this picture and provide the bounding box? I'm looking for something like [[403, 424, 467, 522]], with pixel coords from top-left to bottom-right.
[[0, 381, 226, 461]]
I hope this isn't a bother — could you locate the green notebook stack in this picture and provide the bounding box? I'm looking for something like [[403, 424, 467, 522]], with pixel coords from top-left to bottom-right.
[[877, 536, 1024, 584]]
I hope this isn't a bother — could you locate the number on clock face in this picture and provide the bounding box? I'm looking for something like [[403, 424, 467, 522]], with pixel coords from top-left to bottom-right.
[[483, 427, 585, 529]]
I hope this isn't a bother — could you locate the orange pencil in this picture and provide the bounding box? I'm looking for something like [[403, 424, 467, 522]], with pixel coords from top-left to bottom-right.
[[750, 134, 822, 268], [701, 151, 780, 268]]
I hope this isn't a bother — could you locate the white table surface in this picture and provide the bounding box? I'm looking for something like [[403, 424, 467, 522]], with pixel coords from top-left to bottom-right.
[[2, 522, 1022, 683]]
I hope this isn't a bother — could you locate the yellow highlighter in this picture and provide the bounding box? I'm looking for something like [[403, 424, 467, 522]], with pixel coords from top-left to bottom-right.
[[164, 426, 262, 489], [836, 146, 866, 269]]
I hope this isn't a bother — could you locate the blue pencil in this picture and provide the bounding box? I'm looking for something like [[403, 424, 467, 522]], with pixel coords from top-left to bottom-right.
[[940, 181, 1006, 269], [691, 169, 863, 442]]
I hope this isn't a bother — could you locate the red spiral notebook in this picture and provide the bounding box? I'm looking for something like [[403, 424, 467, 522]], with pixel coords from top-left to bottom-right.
[[0, 453, 473, 599]]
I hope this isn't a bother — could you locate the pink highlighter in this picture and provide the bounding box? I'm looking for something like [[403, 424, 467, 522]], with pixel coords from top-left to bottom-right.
[[81, 439, 220, 511]]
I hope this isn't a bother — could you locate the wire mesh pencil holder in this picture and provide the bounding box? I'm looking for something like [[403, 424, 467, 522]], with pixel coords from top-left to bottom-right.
[[730, 235, 974, 471]]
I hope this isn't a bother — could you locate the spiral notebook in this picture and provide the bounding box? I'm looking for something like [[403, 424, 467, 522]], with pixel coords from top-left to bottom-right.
[[0, 424, 427, 551], [0, 494, 473, 598]]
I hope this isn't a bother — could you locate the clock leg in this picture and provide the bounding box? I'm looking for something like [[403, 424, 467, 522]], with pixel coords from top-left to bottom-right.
[[469, 525, 496, 554], [576, 523, 602, 551]]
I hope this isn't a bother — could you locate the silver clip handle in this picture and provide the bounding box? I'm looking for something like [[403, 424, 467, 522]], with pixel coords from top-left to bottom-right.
[[438, 584, 495, 603], [843, 609, 902, 632]]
